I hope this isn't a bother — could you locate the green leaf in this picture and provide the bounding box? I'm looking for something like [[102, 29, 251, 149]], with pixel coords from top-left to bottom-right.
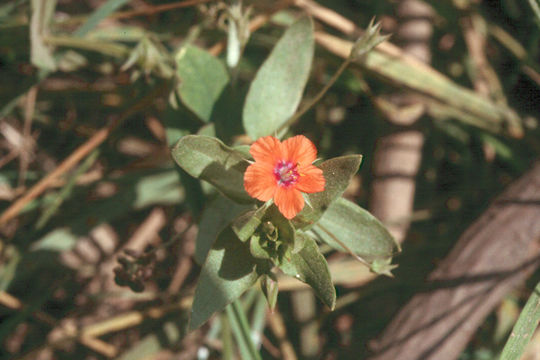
[[248, 205, 296, 261], [213, 84, 247, 143], [500, 281, 540, 360], [279, 232, 336, 309], [231, 203, 269, 242], [195, 195, 253, 265], [175, 45, 229, 122], [30, 228, 77, 252], [293, 155, 362, 228], [30, 0, 57, 71], [171, 135, 252, 203], [249, 233, 273, 260], [311, 197, 399, 263], [265, 205, 296, 247], [243, 16, 314, 139], [190, 227, 267, 330]]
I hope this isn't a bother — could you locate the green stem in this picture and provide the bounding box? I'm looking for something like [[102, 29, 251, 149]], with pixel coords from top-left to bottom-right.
[[44, 35, 129, 58], [277, 57, 352, 133], [226, 299, 262, 360], [500, 281, 540, 360]]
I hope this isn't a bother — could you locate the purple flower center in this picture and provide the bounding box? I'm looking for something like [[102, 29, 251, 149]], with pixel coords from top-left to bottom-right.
[[274, 160, 299, 187]]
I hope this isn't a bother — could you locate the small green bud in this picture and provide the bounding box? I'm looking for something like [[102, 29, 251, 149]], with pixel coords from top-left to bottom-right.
[[261, 273, 279, 311], [262, 221, 278, 242], [370, 258, 398, 278], [350, 18, 391, 61]]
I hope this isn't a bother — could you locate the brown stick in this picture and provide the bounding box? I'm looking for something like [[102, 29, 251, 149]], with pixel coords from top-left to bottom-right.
[[112, 0, 214, 19], [18, 86, 38, 188], [0, 84, 167, 228], [267, 309, 298, 360], [368, 160, 540, 360]]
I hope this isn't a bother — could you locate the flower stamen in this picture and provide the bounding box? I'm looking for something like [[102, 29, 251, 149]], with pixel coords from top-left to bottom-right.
[[273, 161, 299, 187]]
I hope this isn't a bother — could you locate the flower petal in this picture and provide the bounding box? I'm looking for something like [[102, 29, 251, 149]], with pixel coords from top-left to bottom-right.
[[274, 186, 304, 219], [249, 136, 285, 166], [244, 162, 276, 201], [296, 164, 325, 193], [283, 135, 317, 165]]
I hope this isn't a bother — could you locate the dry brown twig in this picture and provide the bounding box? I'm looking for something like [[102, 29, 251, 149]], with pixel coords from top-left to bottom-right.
[[0, 291, 118, 358], [18, 86, 38, 188], [267, 308, 298, 360], [0, 83, 168, 229], [112, 0, 214, 20]]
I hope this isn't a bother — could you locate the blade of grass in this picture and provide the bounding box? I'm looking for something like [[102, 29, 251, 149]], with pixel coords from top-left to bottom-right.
[[73, 0, 130, 37], [250, 292, 267, 349], [44, 35, 129, 58], [30, 0, 57, 71], [36, 150, 99, 229], [222, 316, 234, 360], [293, 1, 524, 136], [314, 31, 523, 138], [500, 281, 540, 360], [1, 0, 133, 121], [226, 299, 262, 360], [0, 0, 28, 20], [528, 0, 540, 27], [0, 82, 168, 227]]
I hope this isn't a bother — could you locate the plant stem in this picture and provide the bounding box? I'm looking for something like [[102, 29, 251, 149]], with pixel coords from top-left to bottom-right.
[[277, 57, 352, 134], [226, 299, 262, 360]]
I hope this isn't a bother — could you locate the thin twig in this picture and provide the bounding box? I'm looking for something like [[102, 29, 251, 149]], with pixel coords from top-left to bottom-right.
[[0, 83, 168, 228], [277, 58, 351, 133], [266, 309, 298, 360], [18, 86, 38, 188], [112, 0, 214, 19], [0, 291, 117, 357]]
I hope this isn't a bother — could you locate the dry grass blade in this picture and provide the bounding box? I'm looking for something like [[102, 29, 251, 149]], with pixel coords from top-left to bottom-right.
[[0, 83, 168, 228], [314, 31, 523, 137], [294, 0, 523, 137]]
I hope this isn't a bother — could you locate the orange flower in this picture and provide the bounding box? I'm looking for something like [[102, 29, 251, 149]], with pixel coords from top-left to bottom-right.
[[244, 135, 325, 219]]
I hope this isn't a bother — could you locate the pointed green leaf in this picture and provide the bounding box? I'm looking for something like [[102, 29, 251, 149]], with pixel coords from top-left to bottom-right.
[[500, 281, 540, 360], [175, 45, 229, 122], [370, 258, 398, 277], [195, 195, 253, 264], [293, 155, 362, 228], [311, 198, 399, 263], [171, 135, 252, 203], [231, 202, 270, 242], [261, 273, 279, 310], [279, 232, 336, 309], [243, 16, 314, 138], [190, 228, 267, 330]]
